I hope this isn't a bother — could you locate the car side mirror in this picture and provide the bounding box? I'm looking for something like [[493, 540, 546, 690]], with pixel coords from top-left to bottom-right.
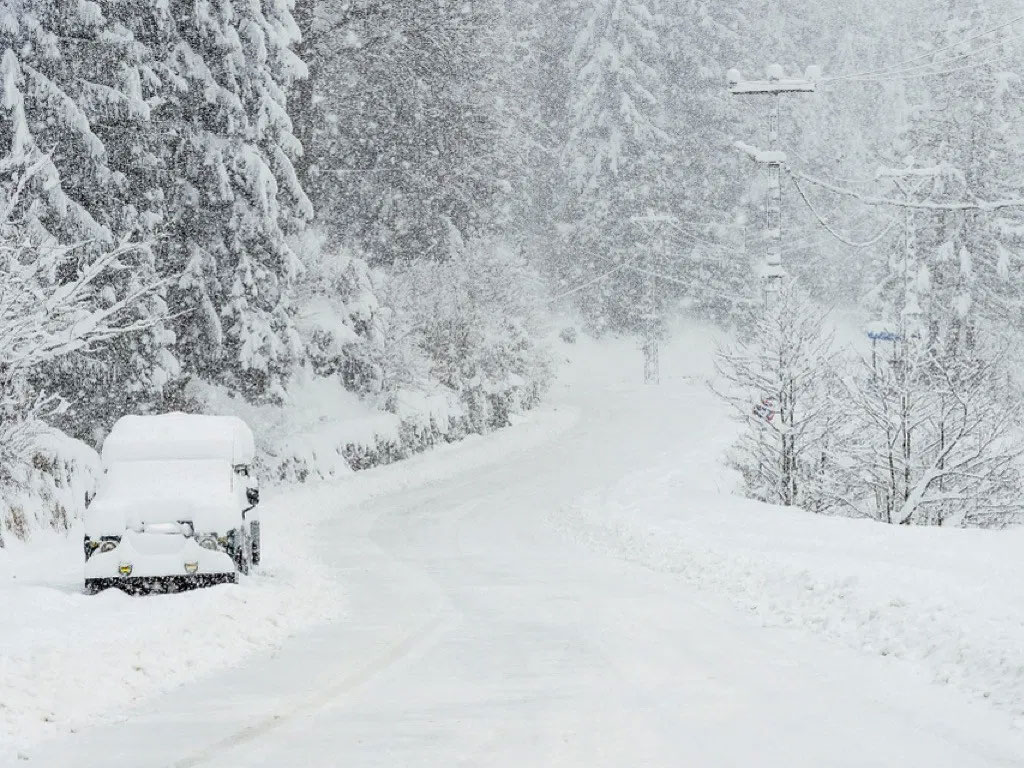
[[246, 487, 260, 506]]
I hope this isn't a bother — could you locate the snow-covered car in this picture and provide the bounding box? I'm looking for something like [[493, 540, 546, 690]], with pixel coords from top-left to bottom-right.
[[83, 413, 261, 594]]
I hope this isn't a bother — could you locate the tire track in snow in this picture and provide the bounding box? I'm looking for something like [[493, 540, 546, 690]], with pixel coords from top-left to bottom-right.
[[173, 611, 449, 768]]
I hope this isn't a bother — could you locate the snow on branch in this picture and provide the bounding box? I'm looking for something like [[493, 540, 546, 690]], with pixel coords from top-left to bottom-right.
[[734, 141, 787, 164], [0, 160, 164, 392]]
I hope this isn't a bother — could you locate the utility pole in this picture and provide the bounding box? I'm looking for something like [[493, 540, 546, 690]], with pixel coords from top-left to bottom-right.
[[643, 265, 660, 385], [632, 213, 673, 385], [728, 65, 818, 305], [876, 161, 940, 347]]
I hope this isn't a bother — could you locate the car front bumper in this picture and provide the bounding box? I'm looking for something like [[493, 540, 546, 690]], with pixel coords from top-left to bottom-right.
[[84, 530, 237, 595], [85, 572, 237, 595]]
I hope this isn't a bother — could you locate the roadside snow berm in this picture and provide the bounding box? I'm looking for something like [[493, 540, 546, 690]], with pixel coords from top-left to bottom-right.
[[83, 413, 261, 594]]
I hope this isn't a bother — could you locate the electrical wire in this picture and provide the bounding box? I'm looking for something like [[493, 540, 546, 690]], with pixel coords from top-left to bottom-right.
[[793, 168, 1024, 211], [548, 262, 628, 302], [789, 172, 899, 248], [823, 14, 1024, 83], [831, 33, 1024, 83], [621, 264, 755, 303], [839, 51, 1021, 84]]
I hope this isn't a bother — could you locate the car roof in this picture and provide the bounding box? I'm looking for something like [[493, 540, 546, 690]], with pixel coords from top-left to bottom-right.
[[102, 413, 255, 467]]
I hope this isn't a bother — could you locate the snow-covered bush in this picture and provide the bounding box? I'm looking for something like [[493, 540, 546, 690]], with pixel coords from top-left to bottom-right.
[[0, 422, 98, 547], [384, 237, 553, 433], [187, 371, 401, 482], [183, 233, 555, 482], [293, 230, 388, 399]]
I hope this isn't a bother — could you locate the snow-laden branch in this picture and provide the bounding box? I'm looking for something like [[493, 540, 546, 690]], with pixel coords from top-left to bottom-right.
[[0, 160, 165, 406]]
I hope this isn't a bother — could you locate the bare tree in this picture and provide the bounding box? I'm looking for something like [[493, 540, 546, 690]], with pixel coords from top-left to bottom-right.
[[835, 339, 1024, 527], [713, 285, 841, 511]]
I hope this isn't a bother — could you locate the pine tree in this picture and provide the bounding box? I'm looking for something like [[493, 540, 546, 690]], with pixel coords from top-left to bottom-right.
[[1, 0, 178, 440], [299, 0, 506, 265], [899, 0, 1024, 352], [139, 0, 312, 400], [558, 0, 673, 331]]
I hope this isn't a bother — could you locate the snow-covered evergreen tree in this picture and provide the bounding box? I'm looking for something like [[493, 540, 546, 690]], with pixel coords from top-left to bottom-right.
[[298, 0, 506, 265], [892, 0, 1024, 352], [557, 0, 673, 331], [1, 0, 178, 439], [133, 0, 312, 400], [386, 237, 552, 432]]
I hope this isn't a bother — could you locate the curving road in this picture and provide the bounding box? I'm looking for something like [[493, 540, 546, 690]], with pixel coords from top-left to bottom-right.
[[26, 351, 1024, 767]]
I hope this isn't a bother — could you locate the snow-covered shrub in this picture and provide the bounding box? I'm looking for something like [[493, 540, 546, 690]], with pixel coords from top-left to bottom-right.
[[384, 237, 553, 433], [293, 231, 388, 399], [0, 422, 98, 547], [184, 234, 554, 482], [187, 371, 401, 482]]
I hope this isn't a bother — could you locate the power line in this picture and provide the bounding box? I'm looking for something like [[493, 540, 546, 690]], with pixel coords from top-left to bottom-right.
[[548, 262, 628, 302], [838, 35, 1024, 83], [794, 169, 1024, 212], [831, 32, 1024, 83], [621, 263, 754, 303], [823, 14, 1024, 83], [840, 50, 1020, 84], [789, 172, 899, 248]]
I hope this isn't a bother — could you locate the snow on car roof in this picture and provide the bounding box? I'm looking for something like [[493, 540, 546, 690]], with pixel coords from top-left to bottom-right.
[[102, 413, 255, 466]]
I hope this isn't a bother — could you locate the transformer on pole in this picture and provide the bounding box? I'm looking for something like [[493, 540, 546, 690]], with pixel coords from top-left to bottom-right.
[[728, 65, 818, 305]]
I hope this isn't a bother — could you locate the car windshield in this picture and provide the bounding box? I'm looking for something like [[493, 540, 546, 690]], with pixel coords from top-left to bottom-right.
[[99, 459, 232, 502]]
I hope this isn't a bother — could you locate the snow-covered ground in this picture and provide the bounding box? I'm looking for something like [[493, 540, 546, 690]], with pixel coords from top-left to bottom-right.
[[7, 326, 1024, 766]]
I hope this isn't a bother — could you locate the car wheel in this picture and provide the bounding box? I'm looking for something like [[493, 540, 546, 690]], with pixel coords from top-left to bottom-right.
[[250, 520, 261, 567], [231, 526, 251, 576]]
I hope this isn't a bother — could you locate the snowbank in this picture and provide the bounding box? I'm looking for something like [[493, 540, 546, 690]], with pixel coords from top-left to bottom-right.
[[191, 366, 535, 482], [558, 381, 1024, 722]]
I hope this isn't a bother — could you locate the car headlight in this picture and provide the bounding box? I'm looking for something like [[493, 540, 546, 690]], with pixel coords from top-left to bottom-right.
[[118, 562, 133, 576], [197, 534, 219, 551], [100, 540, 118, 553], [184, 561, 199, 575]]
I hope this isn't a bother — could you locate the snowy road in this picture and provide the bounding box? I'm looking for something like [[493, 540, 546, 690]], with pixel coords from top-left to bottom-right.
[[25, 339, 1024, 767]]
